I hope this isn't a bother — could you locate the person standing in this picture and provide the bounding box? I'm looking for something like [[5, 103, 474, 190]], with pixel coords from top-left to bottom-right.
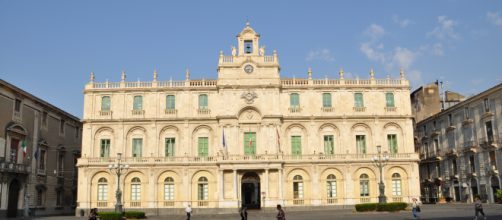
[[411, 198, 421, 219], [474, 197, 487, 220], [240, 206, 248, 220], [276, 204, 285, 220], [185, 204, 192, 220]]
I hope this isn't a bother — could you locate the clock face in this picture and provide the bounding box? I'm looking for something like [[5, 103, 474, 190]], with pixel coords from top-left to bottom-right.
[[244, 65, 254, 74]]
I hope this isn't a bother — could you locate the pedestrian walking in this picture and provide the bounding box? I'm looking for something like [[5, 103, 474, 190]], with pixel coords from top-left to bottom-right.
[[88, 208, 97, 220], [185, 204, 192, 220], [411, 198, 421, 219], [276, 204, 285, 220], [240, 206, 248, 220], [474, 197, 487, 220]]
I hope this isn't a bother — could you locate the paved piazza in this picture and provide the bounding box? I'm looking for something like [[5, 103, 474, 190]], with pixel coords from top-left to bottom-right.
[[8, 204, 502, 220]]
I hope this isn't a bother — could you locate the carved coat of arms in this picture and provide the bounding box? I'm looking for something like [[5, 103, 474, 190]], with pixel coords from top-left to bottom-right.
[[241, 91, 258, 104]]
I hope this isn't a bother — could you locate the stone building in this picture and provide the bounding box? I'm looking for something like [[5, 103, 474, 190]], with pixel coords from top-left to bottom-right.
[[0, 79, 81, 217], [77, 24, 420, 215], [415, 83, 502, 203]]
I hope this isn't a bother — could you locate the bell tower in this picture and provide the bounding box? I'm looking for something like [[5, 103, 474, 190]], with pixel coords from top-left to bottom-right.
[[217, 23, 280, 87]]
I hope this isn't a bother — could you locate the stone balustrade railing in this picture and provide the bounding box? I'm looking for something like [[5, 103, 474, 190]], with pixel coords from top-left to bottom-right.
[[78, 153, 418, 166], [88, 77, 407, 90]]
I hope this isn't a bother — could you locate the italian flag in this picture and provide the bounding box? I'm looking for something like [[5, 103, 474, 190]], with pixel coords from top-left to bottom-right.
[[21, 139, 27, 158]]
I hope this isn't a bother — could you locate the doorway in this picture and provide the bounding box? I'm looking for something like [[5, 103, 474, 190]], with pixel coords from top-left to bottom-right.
[[7, 179, 21, 217], [241, 172, 260, 209]]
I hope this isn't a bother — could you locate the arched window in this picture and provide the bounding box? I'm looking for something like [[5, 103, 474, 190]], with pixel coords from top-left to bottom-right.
[[326, 174, 337, 198], [391, 173, 402, 196], [198, 94, 208, 109], [360, 174, 369, 197], [164, 177, 175, 201], [101, 96, 111, 111], [293, 175, 304, 199], [198, 177, 208, 201], [290, 93, 300, 107], [97, 178, 108, 201], [133, 96, 143, 110], [131, 177, 141, 201]]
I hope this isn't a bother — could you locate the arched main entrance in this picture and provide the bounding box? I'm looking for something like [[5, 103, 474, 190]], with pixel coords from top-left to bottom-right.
[[491, 176, 500, 203], [241, 172, 260, 209], [7, 179, 21, 217]]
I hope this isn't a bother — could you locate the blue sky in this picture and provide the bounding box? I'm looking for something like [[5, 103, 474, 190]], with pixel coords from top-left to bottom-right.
[[1, 0, 502, 118]]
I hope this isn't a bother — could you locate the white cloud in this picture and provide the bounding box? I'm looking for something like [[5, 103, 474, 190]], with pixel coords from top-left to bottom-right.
[[391, 47, 416, 69], [360, 42, 385, 63], [487, 11, 502, 26], [306, 48, 335, 62], [407, 70, 423, 87], [393, 15, 411, 28], [365, 24, 385, 40], [432, 43, 444, 56], [427, 16, 459, 40]]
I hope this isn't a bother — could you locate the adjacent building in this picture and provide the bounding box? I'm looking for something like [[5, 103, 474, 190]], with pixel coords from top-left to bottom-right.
[[414, 83, 502, 203], [77, 24, 420, 215], [0, 79, 82, 217]]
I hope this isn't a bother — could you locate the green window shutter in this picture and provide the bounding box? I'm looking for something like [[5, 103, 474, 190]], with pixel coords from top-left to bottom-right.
[[166, 95, 175, 109], [291, 136, 302, 156], [132, 138, 142, 157], [324, 135, 334, 154], [198, 137, 208, 156], [290, 93, 299, 107], [101, 96, 111, 111], [199, 95, 208, 109], [322, 93, 332, 108], [244, 132, 256, 155], [165, 138, 175, 157], [354, 93, 363, 107], [386, 93, 395, 107], [133, 96, 143, 110], [100, 139, 110, 157], [356, 135, 366, 154], [388, 134, 397, 154]]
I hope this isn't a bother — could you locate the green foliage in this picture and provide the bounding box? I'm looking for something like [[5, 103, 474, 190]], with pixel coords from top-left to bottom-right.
[[125, 211, 146, 219], [97, 212, 122, 220], [355, 202, 408, 212], [496, 189, 502, 203]]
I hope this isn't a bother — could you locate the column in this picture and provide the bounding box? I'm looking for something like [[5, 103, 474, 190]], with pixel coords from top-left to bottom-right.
[[218, 169, 224, 204], [279, 168, 284, 205], [264, 169, 269, 207], [233, 169, 238, 201]]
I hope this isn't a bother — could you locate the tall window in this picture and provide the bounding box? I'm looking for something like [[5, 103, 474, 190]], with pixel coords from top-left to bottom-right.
[[486, 121, 494, 142], [39, 149, 47, 171], [198, 94, 208, 109], [165, 138, 175, 157], [60, 119, 65, 135], [385, 93, 395, 107], [164, 177, 175, 201], [14, 99, 21, 112], [9, 138, 19, 163], [464, 107, 470, 119], [360, 174, 369, 197], [132, 138, 142, 157], [133, 96, 143, 110], [291, 136, 302, 156], [387, 134, 397, 154], [131, 177, 141, 201], [56, 190, 62, 206], [356, 135, 366, 154], [36, 189, 44, 206], [469, 155, 476, 173], [197, 177, 208, 200], [198, 137, 208, 156], [322, 93, 332, 108], [101, 96, 111, 111], [244, 132, 256, 155], [326, 174, 337, 198], [391, 173, 402, 196], [324, 135, 334, 154], [244, 40, 253, 54], [166, 95, 175, 109], [293, 175, 304, 199], [290, 93, 300, 108], [484, 98, 489, 112], [97, 178, 108, 201], [100, 139, 110, 158], [354, 93, 364, 107]]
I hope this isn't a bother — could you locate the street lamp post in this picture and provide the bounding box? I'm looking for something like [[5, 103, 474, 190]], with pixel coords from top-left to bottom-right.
[[372, 145, 389, 204], [108, 153, 129, 214]]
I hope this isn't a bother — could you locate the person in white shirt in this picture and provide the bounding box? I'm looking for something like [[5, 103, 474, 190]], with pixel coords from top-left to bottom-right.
[[411, 198, 421, 219], [185, 204, 192, 220]]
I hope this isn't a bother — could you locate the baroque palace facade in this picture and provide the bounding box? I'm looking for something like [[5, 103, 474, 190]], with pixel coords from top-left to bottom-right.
[[77, 24, 420, 215]]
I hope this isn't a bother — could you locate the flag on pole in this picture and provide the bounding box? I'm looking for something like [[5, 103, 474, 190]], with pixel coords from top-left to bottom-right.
[[222, 128, 227, 150], [276, 127, 281, 152], [21, 139, 27, 158], [34, 144, 40, 160]]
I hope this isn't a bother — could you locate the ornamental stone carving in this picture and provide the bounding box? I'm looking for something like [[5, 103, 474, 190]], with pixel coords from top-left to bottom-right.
[[241, 91, 258, 104]]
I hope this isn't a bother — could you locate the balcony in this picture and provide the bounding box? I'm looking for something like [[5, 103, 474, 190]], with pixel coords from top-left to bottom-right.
[[487, 165, 499, 175], [321, 107, 334, 112], [197, 108, 211, 115], [99, 110, 112, 116], [445, 148, 458, 157], [478, 136, 499, 149], [0, 161, 28, 174], [131, 109, 145, 116], [385, 107, 397, 112], [97, 201, 108, 207], [353, 106, 366, 112], [289, 106, 301, 113], [164, 109, 178, 115], [461, 141, 478, 153]]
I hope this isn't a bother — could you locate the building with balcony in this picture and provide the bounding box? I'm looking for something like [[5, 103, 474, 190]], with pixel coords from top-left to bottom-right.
[[77, 23, 420, 215], [0, 79, 81, 217], [415, 83, 502, 203]]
